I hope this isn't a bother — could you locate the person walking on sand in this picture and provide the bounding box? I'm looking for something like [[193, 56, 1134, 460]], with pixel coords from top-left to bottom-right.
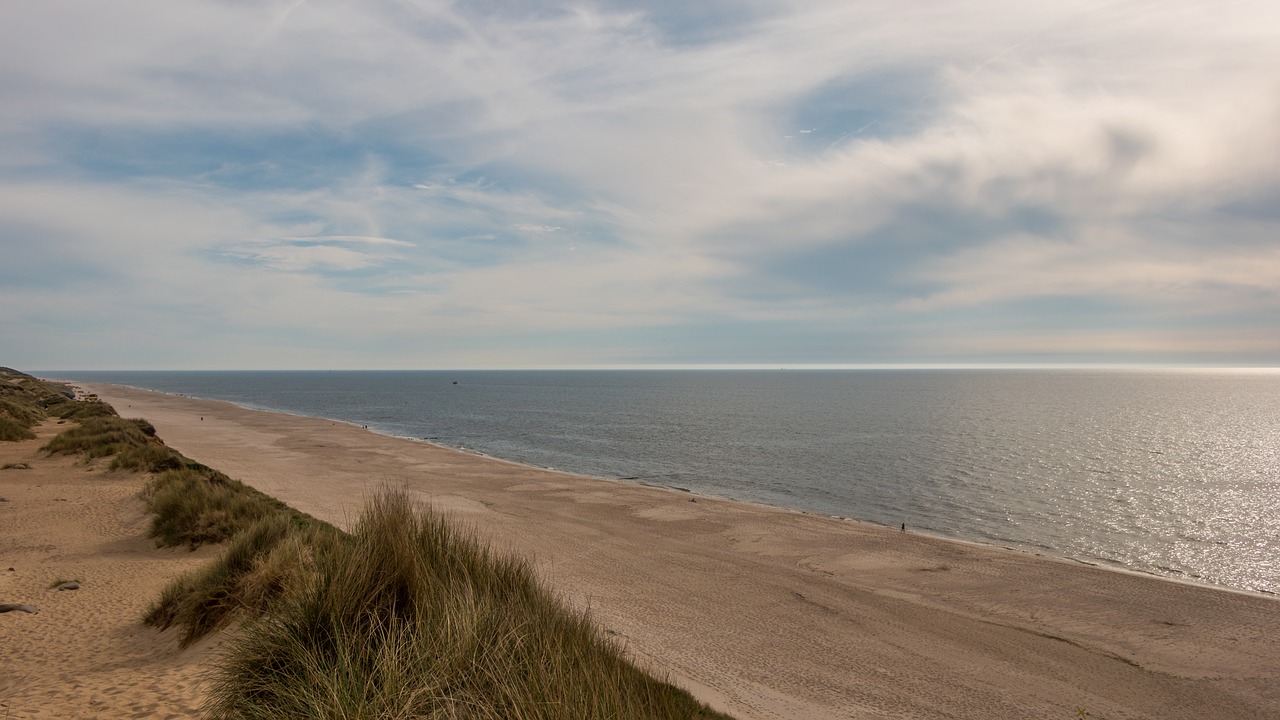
[[901, 522, 905, 532]]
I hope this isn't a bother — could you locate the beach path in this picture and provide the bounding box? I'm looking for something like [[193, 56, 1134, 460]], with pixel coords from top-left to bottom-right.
[[91, 384, 1280, 720], [0, 420, 220, 719]]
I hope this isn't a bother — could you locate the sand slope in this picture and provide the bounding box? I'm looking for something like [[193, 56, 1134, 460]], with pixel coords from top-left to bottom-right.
[[92, 385, 1280, 720], [0, 421, 219, 719]]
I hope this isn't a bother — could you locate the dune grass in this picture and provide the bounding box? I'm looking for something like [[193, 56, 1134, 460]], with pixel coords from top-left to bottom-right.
[[145, 489, 732, 719], [201, 490, 732, 720], [141, 466, 308, 549], [144, 514, 340, 647], [0, 368, 63, 440], [0, 397, 44, 426], [0, 416, 35, 441], [111, 442, 186, 472], [41, 415, 153, 458]]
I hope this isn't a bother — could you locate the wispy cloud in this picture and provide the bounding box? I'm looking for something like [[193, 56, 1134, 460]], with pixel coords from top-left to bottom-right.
[[1, 0, 1277, 368]]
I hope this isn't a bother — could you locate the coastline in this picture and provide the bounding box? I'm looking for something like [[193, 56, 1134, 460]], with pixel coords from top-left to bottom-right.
[[70, 378, 1273, 600], [88, 383, 1280, 719]]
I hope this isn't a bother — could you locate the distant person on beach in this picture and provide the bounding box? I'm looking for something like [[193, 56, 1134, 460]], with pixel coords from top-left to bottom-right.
[[901, 522, 905, 532]]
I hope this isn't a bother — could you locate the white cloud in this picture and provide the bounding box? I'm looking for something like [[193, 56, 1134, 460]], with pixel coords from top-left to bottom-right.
[[2, 0, 1279, 367], [225, 244, 381, 272], [280, 235, 416, 247]]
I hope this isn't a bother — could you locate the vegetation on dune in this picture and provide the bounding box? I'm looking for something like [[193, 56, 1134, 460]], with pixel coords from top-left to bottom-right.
[[111, 442, 186, 472], [0, 367, 70, 440], [41, 415, 156, 458], [202, 490, 731, 720], [0, 397, 44, 427], [0, 366, 124, 442], [141, 466, 310, 549], [145, 486, 731, 718], [48, 396, 119, 422], [0, 416, 35, 441], [145, 514, 339, 647]]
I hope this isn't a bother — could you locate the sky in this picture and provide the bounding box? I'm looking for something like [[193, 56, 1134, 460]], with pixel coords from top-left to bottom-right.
[[2, 0, 1278, 370]]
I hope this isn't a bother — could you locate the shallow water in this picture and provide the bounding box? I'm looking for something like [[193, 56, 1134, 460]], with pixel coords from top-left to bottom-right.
[[60, 368, 1280, 594]]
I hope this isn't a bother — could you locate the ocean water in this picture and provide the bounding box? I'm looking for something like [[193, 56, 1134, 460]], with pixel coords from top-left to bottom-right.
[[58, 369, 1280, 595]]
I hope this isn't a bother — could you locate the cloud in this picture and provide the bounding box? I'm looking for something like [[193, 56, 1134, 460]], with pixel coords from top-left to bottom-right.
[[2, 0, 1278, 368], [225, 244, 383, 272]]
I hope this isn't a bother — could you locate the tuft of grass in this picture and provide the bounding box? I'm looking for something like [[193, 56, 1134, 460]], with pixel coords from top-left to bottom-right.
[[142, 467, 298, 549], [41, 416, 150, 459], [0, 398, 43, 426], [144, 515, 339, 646], [0, 416, 35, 441], [49, 397, 119, 422], [203, 489, 733, 720], [111, 443, 186, 473]]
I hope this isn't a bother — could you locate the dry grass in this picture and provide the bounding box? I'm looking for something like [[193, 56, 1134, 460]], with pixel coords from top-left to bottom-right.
[[41, 415, 155, 458], [201, 489, 732, 720]]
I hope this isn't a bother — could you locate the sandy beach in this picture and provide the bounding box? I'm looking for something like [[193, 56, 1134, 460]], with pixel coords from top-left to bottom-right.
[[0, 420, 220, 719], [8, 383, 1278, 719]]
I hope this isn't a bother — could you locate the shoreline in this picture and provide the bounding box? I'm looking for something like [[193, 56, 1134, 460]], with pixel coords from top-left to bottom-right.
[[83, 382, 1280, 720], [55, 378, 1274, 600]]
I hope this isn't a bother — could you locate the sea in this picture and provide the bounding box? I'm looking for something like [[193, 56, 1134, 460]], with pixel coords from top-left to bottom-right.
[[53, 369, 1280, 596]]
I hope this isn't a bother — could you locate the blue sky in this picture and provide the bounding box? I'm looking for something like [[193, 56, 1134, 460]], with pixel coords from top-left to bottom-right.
[[2, 0, 1278, 369]]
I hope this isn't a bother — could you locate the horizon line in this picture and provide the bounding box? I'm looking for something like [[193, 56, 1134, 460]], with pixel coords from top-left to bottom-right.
[[37, 363, 1280, 373]]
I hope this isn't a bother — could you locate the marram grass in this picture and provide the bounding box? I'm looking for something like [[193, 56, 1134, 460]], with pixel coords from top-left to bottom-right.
[[144, 514, 339, 647], [141, 466, 306, 549], [41, 415, 151, 458], [202, 490, 732, 720]]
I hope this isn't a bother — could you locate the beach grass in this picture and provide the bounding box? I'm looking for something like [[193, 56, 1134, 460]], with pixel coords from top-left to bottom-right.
[[202, 489, 731, 720], [0, 415, 35, 441], [0, 368, 61, 440], [41, 415, 153, 459], [145, 486, 731, 718], [111, 442, 186, 472], [141, 466, 308, 549], [144, 513, 339, 647]]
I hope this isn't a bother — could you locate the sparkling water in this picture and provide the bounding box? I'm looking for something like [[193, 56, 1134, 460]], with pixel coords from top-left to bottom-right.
[[58, 368, 1280, 594]]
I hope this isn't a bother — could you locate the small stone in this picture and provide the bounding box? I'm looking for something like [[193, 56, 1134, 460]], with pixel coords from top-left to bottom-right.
[[56, 581, 79, 591]]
